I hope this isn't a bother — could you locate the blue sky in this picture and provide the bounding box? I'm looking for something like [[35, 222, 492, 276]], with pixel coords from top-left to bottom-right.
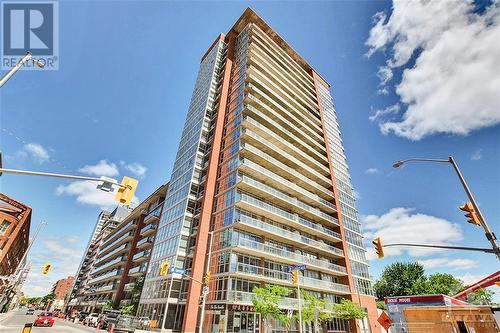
[[1, 1, 498, 298]]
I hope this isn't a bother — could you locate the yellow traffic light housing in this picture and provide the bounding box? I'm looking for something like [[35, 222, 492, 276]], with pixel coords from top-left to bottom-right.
[[115, 176, 139, 205], [372, 237, 384, 259], [41, 263, 52, 275], [159, 261, 170, 276], [291, 269, 299, 286], [460, 202, 481, 226], [204, 272, 211, 285]]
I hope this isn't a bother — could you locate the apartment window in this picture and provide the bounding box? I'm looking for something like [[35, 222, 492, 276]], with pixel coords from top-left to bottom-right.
[[0, 220, 11, 235]]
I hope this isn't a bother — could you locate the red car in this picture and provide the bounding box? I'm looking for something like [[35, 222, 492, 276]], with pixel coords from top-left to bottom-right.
[[34, 312, 56, 327]]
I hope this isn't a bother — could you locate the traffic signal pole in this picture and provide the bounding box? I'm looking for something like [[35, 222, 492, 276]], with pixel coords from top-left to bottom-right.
[[393, 156, 500, 259], [447, 156, 500, 259]]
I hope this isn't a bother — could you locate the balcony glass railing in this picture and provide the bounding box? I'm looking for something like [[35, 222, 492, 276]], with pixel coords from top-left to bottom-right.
[[231, 236, 346, 274], [239, 174, 336, 223], [226, 291, 298, 309], [140, 224, 156, 235], [239, 158, 336, 211], [232, 262, 350, 294], [124, 282, 135, 291], [95, 244, 127, 265], [236, 213, 341, 254], [129, 264, 147, 275], [144, 204, 162, 222], [88, 269, 121, 285], [243, 128, 330, 185], [133, 250, 150, 261], [237, 192, 341, 242], [100, 231, 134, 255], [136, 237, 154, 248], [241, 143, 332, 198], [92, 256, 125, 275]]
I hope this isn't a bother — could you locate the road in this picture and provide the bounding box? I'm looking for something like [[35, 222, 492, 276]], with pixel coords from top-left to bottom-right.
[[0, 308, 103, 333]]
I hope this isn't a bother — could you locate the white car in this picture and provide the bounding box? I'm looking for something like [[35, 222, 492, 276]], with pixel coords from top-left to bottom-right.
[[85, 313, 100, 327]]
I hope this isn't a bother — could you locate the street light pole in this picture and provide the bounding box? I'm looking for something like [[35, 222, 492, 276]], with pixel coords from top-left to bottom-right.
[[393, 156, 500, 259], [0, 52, 45, 88]]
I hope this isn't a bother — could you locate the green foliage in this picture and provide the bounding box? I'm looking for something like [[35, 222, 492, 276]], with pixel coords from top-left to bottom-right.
[[252, 284, 290, 333], [41, 293, 55, 304], [331, 299, 367, 320], [102, 300, 114, 311], [467, 288, 494, 305], [120, 304, 135, 315], [374, 262, 426, 299], [376, 300, 386, 310]]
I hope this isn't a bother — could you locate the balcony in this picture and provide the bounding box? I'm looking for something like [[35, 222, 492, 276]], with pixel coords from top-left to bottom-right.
[[231, 236, 347, 276], [238, 158, 336, 213], [226, 291, 298, 309], [231, 263, 350, 295], [237, 173, 337, 225], [95, 244, 128, 265], [143, 204, 162, 224], [132, 249, 150, 262], [234, 213, 342, 256], [119, 299, 132, 307], [99, 231, 134, 257], [140, 223, 156, 237], [241, 128, 331, 188], [88, 269, 122, 285], [129, 264, 147, 276], [240, 142, 332, 199], [124, 282, 135, 291], [235, 192, 341, 243], [92, 256, 125, 276], [136, 237, 154, 249]]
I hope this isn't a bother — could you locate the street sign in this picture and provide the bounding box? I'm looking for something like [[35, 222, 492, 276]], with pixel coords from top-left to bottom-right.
[[284, 264, 306, 273], [169, 267, 186, 275], [377, 311, 392, 330], [202, 286, 209, 296]]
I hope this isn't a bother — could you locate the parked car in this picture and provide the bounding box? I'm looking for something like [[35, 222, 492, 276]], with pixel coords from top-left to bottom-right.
[[34, 312, 55, 327], [26, 308, 35, 315], [84, 313, 100, 327]]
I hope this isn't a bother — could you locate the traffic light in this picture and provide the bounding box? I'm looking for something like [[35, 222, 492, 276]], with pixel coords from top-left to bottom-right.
[[204, 272, 211, 285], [114, 176, 139, 205], [372, 237, 384, 259], [291, 269, 299, 286], [159, 261, 170, 276], [460, 202, 481, 226], [41, 263, 52, 275]]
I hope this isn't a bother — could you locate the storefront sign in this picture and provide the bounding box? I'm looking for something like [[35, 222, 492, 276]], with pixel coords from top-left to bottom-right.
[[230, 304, 255, 312], [206, 303, 226, 310]]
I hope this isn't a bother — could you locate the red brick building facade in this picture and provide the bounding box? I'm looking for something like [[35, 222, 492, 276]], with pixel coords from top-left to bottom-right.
[[52, 276, 75, 300], [0, 193, 31, 277]]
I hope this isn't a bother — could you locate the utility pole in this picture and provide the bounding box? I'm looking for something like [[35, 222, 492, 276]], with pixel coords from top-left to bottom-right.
[[0, 52, 45, 88]]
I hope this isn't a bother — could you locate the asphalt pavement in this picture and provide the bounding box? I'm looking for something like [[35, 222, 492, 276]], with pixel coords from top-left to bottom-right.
[[0, 308, 103, 333]]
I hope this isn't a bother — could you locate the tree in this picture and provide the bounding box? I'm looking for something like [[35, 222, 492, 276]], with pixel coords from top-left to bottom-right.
[[252, 284, 290, 333], [102, 300, 114, 311], [426, 273, 464, 295], [300, 291, 331, 333], [331, 299, 367, 320], [120, 304, 135, 315], [374, 262, 426, 299], [467, 288, 494, 305]]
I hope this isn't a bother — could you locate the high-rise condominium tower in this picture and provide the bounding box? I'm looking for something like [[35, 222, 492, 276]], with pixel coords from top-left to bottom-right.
[[138, 8, 379, 333]]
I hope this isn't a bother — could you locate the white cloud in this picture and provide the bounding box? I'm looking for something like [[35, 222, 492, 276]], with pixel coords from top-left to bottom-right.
[[471, 149, 482, 161], [56, 180, 117, 209], [377, 66, 393, 85], [369, 104, 400, 122], [366, 1, 500, 140], [22, 237, 84, 297], [124, 162, 147, 178], [23, 143, 50, 163], [365, 168, 379, 175], [362, 208, 463, 259], [78, 160, 119, 177], [418, 258, 479, 271]]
